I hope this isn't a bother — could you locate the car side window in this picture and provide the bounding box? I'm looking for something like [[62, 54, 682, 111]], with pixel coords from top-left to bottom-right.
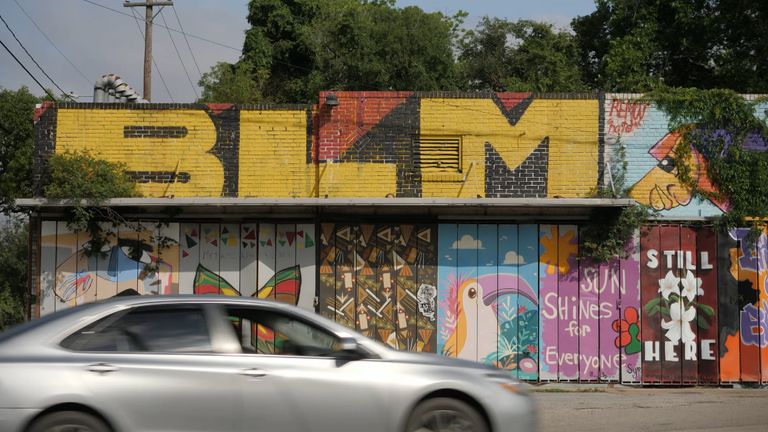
[[226, 308, 340, 356], [61, 305, 212, 353]]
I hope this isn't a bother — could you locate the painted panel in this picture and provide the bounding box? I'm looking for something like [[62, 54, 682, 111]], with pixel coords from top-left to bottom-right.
[[620, 233, 643, 384], [319, 223, 336, 321], [275, 224, 296, 305], [219, 223, 240, 295], [53, 221, 77, 312], [697, 227, 719, 384], [517, 224, 540, 380], [199, 223, 220, 293], [477, 224, 498, 365], [397, 225, 420, 351], [577, 239, 600, 382], [416, 224, 438, 353], [680, 227, 699, 383], [718, 230, 741, 382], [240, 224, 259, 297], [355, 224, 376, 338], [641, 226, 662, 383], [179, 223, 200, 295], [156, 223, 180, 295], [456, 224, 478, 361], [438, 224, 458, 357], [375, 224, 396, 346], [39, 221, 57, 316], [296, 223, 317, 312], [334, 224, 356, 329], [760, 228, 768, 384], [115, 225, 140, 296], [599, 258, 620, 381], [539, 225, 558, 380], [557, 225, 579, 381], [733, 229, 760, 382], [496, 224, 519, 375], [258, 224, 276, 298], [659, 225, 682, 384]]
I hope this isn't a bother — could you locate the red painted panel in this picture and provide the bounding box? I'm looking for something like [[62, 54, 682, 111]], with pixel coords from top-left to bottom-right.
[[680, 227, 698, 384], [696, 227, 719, 384], [640, 225, 662, 383], [659, 225, 682, 384], [739, 237, 760, 383]]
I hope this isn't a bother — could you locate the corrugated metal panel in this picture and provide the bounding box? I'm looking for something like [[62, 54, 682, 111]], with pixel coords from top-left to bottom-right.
[[413, 137, 462, 172]]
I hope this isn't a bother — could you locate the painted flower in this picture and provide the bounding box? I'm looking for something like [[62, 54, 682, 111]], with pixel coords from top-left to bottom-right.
[[612, 307, 642, 354], [679, 270, 703, 302], [658, 270, 680, 299], [661, 301, 696, 344]]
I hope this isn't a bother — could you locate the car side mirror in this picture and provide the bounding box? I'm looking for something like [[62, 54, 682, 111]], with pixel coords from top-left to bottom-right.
[[339, 337, 359, 352]]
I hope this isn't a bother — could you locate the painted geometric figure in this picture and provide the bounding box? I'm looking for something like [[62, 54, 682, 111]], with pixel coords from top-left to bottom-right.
[[256, 265, 301, 305], [276, 224, 297, 304], [538, 224, 559, 380], [258, 224, 277, 299], [517, 224, 540, 381], [219, 223, 240, 294], [335, 224, 356, 329], [194, 264, 240, 296], [318, 223, 337, 322]]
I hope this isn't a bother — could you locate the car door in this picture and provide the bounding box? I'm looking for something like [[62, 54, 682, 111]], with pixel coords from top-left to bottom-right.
[[221, 305, 391, 432], [60, 304, 239, 432]]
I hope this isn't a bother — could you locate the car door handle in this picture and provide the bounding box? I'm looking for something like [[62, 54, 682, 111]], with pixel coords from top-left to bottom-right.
[[239, 368, 268, 378], [87, 363, 119, 374]]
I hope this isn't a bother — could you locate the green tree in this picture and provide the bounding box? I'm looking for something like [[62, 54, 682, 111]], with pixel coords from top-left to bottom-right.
[[204, 0, 463, 103], [42, 151, 140, 200], [198, 61, 267, 104], [0, 220, 27, 330], [0, 87, 38, 214], [458, 18, 586, 92], [572, 0, 768, 92]]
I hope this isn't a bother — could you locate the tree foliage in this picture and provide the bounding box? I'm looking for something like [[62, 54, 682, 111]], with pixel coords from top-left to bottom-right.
[[459, 18, 586, 92], [0, 220, 27, 330], [572, 0, 768, 92], [42, 151, 140, 200], [0, 87, 38, 214], [198, 61, 267, 104]]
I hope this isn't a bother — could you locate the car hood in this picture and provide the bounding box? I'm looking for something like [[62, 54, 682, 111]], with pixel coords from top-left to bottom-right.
[[377, 348, 497, 371]]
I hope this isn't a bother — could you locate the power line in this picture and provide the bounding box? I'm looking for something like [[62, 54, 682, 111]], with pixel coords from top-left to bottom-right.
[[0, 36, 56, 100], [78, 0, 314, 73], [160, 9, 198, 99], [0, 12, 74, 100], [129, 7, 174, 102], [13, 0, 91, 86], [171, 5, 202, 80]]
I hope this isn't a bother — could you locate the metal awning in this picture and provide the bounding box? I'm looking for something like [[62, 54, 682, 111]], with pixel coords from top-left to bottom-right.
[[16, 197, 636, 221]]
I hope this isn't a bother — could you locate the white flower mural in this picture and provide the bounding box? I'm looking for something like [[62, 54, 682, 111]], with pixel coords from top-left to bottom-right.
[[661, 300, 696, 344], [680, 270, 704, 302], [658, 270, 680, 299]]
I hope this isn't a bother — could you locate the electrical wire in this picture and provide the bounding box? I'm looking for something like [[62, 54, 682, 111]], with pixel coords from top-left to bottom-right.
[[160, 9, 198, 99], [171, 4, 203, 80], [13, 0, 91, 86], [0, 12, 74, 100], [129, 7, 174, 102], [0, 36, 56, 100]]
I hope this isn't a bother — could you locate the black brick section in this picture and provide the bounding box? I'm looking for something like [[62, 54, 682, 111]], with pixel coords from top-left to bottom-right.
[[339, 96, 422, 197], [32, 106, 56, 196], [206, 106, 239, 197], [125, 171, 191, 183], [123, 126, 188, 139], [484, 138, 549, 198]]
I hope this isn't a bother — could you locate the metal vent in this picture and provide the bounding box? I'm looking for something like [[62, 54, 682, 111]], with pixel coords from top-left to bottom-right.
[[413, 137, 462, 172]]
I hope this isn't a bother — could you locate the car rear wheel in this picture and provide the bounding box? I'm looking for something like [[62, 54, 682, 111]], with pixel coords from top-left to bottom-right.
[[406, 397, 488, 432], [28, 411, 110, 432]]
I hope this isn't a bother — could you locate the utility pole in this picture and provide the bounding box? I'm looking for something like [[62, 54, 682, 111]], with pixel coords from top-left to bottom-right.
[[124, 1, 174, 101]]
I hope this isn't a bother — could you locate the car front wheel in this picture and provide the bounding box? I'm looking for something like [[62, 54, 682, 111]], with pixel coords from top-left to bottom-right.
[[28, 411, 110, 432], [406, 397, 489, 432]]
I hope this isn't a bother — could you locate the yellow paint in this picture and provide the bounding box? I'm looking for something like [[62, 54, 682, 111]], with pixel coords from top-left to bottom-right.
[[56, 109, 223, 197], [420, 99, 599, 198], [239, 110, 316, 197], [319, 163, 398, 197]]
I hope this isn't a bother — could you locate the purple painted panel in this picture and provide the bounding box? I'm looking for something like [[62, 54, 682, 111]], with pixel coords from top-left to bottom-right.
[[620, 233, 643, 383], [578, 239, 600, 381], [557, 225, 580, 380], [599, 258, 621, 381], [539, 225, 559, 380]]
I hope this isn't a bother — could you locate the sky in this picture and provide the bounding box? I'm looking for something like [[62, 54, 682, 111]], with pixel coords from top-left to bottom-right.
[[0, 0, 597, 103]]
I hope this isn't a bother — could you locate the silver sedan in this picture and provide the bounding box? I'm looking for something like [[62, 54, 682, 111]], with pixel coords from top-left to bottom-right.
[[0, 296, 535, 432]]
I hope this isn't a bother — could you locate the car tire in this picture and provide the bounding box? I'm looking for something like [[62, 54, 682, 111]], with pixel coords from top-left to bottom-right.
[[405, 397, 488, 432], [28, 410, 110, 432]]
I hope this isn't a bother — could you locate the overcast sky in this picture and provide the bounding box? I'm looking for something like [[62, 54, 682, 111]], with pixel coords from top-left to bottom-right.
[[0, 0, 597, 103]]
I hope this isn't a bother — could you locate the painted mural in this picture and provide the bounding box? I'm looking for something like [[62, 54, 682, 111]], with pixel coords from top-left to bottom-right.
[[318, 224, 438, 352], [606, 94, 768, 217], [39, 222, 316, 315]]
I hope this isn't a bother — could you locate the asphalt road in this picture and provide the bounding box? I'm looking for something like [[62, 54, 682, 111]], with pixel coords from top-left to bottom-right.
[[533, 386, 768, 432]]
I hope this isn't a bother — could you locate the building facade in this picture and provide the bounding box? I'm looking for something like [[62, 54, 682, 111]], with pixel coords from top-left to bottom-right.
[[25, 92, 768, 385]]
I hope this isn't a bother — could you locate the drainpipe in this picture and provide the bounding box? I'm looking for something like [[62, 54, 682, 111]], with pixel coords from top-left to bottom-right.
[[93, 74, 147, 103]]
